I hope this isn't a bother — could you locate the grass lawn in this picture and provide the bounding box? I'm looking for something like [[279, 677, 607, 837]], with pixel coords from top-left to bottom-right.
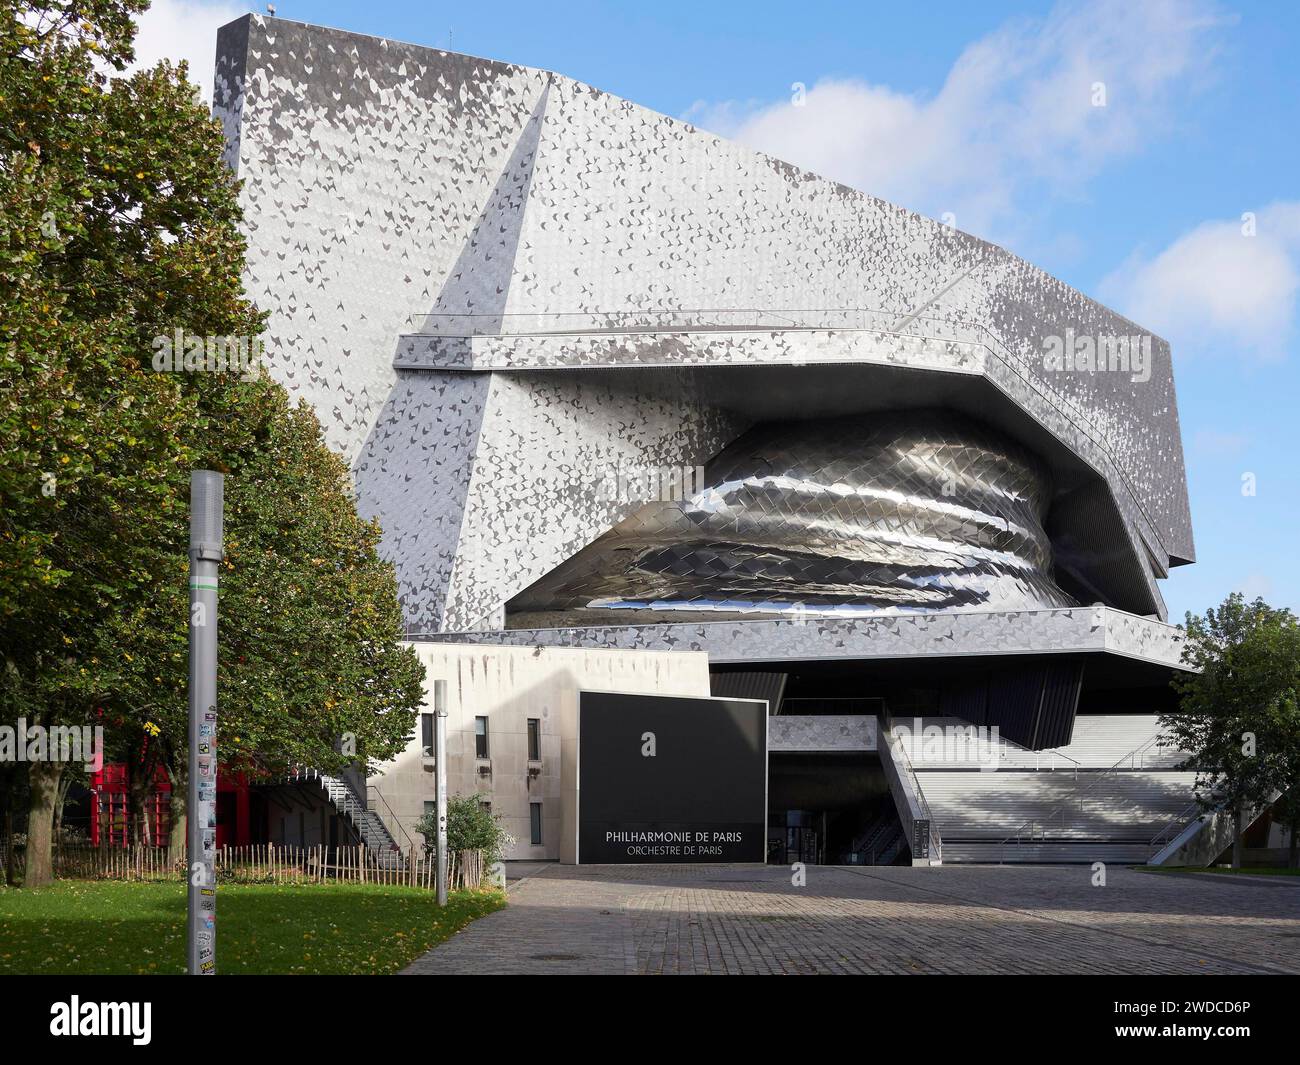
[[1137, 865, 1300, 878], [0, 880, 505, 974]]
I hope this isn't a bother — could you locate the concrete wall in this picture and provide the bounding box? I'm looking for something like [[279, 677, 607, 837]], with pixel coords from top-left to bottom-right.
[[267, 790, 335, 848], [368, 642, 711, 860], [767, 715, 877, 752]]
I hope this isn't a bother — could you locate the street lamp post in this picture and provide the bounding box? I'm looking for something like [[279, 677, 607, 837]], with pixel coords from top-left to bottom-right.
[[187, 470, 224, 975], [434, 679, 448, 906]]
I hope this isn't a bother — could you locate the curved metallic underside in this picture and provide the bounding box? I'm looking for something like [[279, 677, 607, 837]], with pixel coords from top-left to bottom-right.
[[506, 410, 1076, 627]]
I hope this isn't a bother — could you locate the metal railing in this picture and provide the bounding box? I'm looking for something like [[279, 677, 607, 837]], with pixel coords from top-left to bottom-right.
[[1030, 749, 1082, 776], [405, 306, 967, 338], [287, 767, 400, 853], [1148, 799, 1206, 856], [878, 710, 943, 864], [288, 766, 363, 822], [891, 718, 1084, 776], [1149, 788, 1285, 867], [997, 733, 1173, 860], [367, 784, 417, 855], [893, 734, 943, 863]]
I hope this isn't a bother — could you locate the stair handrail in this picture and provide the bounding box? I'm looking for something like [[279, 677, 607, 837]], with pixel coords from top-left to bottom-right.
[[287, 766, 404, 852], [1148, 786, 1284, 867], [1032, 747, 1083, 775], [1148, 798, 1206, 854], [998, 731, 1176, 860], [883, 715, 1085, 778], [882, 720, 943, 863], [367, 784, 416, 855]]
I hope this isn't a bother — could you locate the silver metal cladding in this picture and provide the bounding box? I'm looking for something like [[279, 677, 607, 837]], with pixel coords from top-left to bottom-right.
[[508, 410, 1076, 625]]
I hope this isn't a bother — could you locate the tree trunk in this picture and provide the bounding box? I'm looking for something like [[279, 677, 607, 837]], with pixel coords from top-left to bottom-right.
[[166, 763, 186, 862], [25, 760, 64, 888], [1231, 803, 1244, 869]]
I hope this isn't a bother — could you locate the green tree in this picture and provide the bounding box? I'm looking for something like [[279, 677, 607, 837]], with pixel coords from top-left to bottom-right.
[[91, 388, 427, 853], [1, 1, 424, 883], [2, 0, 189, 883], [1161, 594, 1300, 868]]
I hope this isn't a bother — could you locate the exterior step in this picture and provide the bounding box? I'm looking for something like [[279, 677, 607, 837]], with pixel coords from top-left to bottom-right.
[[943, 841, 1157, 863]]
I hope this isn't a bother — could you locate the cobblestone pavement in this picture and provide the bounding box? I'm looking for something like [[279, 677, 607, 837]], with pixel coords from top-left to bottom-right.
[[402, 864, 1300, 975]]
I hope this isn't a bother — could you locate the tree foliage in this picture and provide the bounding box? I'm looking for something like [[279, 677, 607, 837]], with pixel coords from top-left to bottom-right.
[[1161, 594, 1300, 863], [1, 2, 424, 875]]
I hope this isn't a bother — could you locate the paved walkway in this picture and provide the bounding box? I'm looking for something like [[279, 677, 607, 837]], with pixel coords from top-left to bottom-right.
[[402, 863, 1300, 975]]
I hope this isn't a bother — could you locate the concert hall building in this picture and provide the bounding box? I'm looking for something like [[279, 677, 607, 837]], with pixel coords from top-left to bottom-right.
[[211, 15, 1245, 868]]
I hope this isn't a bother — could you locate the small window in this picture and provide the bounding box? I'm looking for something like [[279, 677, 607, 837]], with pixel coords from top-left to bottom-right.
[[423, 800, 436, 818], [475, 716, 489, 759], [479, 800, 491, 813], [420, 713, 434, 756], [529, 802, 543, 845], [527, 718, 541, 761]]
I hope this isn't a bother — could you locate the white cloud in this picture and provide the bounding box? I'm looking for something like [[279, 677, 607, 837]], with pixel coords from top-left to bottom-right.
[[1237, 573, 1273, 601], [1099, 202, 1300, 360], [682, 0, 1227, 240], [125, 0, 246, 103]]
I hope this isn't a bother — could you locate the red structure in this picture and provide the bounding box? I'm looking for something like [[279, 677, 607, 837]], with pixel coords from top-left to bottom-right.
[[89, 765, 254, 848]]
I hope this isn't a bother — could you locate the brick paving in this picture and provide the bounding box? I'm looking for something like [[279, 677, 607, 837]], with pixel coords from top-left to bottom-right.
[[402, 863, 1300, 975]]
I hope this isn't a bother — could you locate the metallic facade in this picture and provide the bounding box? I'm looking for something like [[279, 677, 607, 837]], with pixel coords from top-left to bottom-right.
[[416, 604, 1188, 671], [214, 16, 1194, 662], [509, 411, 1075, 626]]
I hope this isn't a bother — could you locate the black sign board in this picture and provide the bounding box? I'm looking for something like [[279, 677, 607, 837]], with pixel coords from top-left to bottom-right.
[[578, 691, 768, 863]]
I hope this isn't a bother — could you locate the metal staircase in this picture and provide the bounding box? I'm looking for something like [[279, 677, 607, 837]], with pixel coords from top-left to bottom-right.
[[289, 768, 406, 859], [848, 810, 906, 865], [1148, 788, 1285, 867], [879, 712, 944, 865]]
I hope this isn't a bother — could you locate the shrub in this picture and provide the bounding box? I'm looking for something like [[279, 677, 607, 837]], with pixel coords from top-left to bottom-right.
[[415, 794, 514, 866]]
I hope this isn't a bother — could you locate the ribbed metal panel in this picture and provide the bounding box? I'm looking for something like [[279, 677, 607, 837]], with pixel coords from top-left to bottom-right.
[[1034, 661, 1083, 748], [939, 680, 987, 728], [987, 669, 1042, 748], [938, 661, 1084, 750], [709, 671, 787, 714]]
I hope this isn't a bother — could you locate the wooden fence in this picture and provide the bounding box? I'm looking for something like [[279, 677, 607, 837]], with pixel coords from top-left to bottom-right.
[[0, 840, 489, 891]]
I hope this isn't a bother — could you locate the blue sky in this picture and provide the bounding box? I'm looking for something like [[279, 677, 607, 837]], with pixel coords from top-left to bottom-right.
[[146, 0, 1300, 623]]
